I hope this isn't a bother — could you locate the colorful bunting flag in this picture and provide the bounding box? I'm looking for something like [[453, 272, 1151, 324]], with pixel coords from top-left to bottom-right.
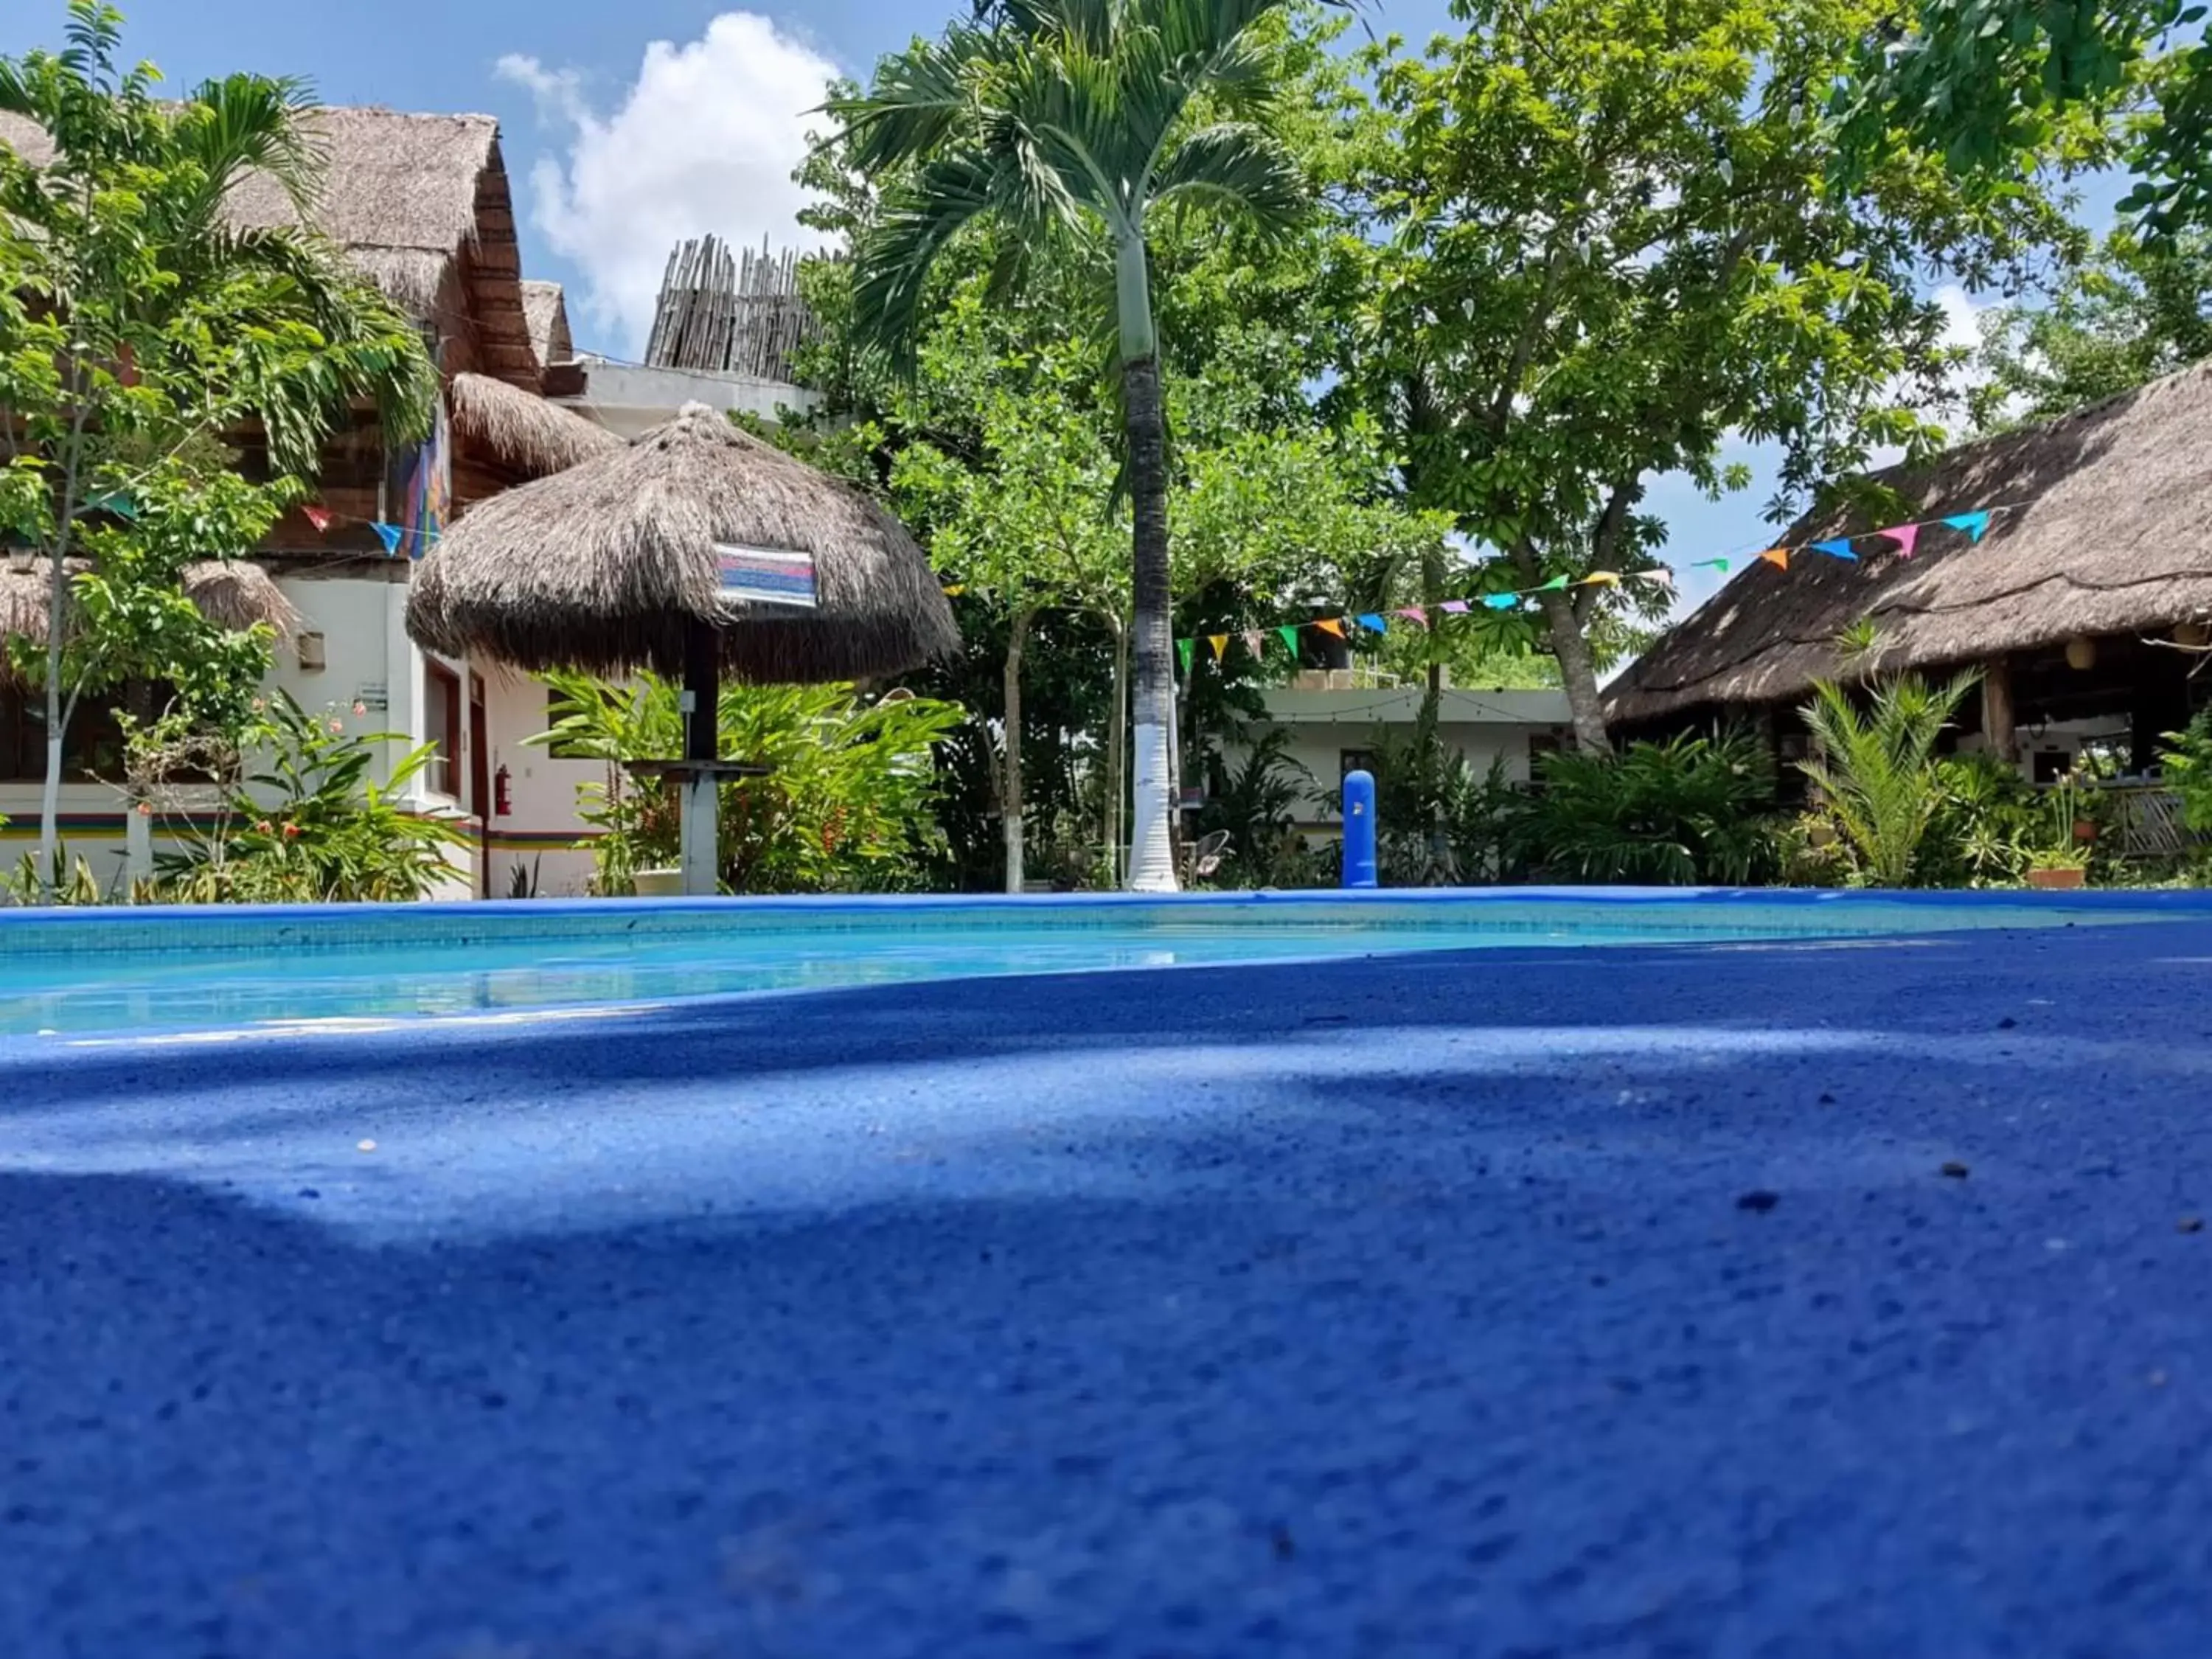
[[1879, 523, 1920, 559], [91, 492, 137, 521], [1276, 625, 1300, 655], [302, 504, 333, 533], [1630, 568, 1674, 588], [1440, 600, 1472, 614], [1578, 571, 1621, 587], [1481, 594, 1520, 610], [1943, 510, 1992, 543], [1208, 633, 1230, 661], [1355, 612, 1387, 633], [1759, 548, 1790, 571], [1315, 617, 1346, 638], [1176, 638, 1194, 675], [1396, 607, 1429, 627], [1809, 538, 1858, 561], [1243, 629, 1267, 659], [942, 584, 966, 596], [372, 522, 403, 557], [1536, 575, 1571, 591], [1691, 558, 1730, 571]]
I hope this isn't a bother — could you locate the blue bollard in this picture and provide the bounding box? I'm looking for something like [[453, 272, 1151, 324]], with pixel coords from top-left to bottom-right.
[[1341, 768, 1378, 888]]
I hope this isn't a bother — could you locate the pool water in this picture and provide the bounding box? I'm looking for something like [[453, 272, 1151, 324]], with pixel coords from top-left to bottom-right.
[[0, 892, 2129, 1040]]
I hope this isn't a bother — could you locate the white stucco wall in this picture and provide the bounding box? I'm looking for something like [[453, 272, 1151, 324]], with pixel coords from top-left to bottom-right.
[[558, 361, 822, 439], [1218, 687, 1576, 838]]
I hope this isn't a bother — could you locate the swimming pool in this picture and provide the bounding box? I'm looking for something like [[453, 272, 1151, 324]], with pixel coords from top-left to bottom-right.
[[0, 888, 2165, 1040]]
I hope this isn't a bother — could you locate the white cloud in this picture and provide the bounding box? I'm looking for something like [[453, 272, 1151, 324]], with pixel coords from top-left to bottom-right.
[[498, 14, 840, 356]]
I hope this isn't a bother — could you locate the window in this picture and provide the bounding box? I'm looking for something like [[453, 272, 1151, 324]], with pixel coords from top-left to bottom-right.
[[1339, 748, 1379, 785], [424, 661, 462, 798], [0, 688, 126, 783]]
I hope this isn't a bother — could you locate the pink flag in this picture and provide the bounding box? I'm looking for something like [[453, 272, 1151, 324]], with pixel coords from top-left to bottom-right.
[[1880, 523, 1921, 558], [1440, 599, 1472, 614], [1632, 568, 1675, 588], [1243, 629, 1267, 658], [1395, 607, 1429, 628]]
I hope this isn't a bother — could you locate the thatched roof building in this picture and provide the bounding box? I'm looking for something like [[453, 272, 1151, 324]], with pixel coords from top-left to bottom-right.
[[1605, 358, 2212, 758], [0, 107, 540, 392], [407, 403, 958, 684]]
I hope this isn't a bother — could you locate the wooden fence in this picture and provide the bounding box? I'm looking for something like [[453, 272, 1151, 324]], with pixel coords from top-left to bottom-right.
[[643, 234, 817, 383]]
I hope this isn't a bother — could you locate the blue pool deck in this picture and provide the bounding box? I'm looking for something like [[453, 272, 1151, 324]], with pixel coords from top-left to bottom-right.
[[5, 891, 2212, 1655]]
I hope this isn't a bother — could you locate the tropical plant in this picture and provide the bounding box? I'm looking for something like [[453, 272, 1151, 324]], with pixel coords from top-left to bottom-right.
[[1796, 672, 1980, 886], [532, 672, 964, 896], [1194, 726, 1315, 887], [827, 0, 1326, 891], [2160, 709, 2212, 833], [1921, 751, 2045, 887], [0, 3, 437, 891], [1509, 728, 1780, 886], [153, 693, 466, 903]]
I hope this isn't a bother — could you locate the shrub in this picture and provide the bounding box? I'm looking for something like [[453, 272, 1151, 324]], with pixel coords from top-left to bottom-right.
[[1797, 672, 1978, 886], [1509, 728, 1780, 886], [533, 672, 962, 895]]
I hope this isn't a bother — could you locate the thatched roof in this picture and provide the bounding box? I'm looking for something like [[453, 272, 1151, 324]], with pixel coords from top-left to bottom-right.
[[1, 559, 294, 687], [522, 281, 574, 369], [0, 106, 538, 389], [1604, 358, 2212, 726], [180, 560, 300, 637], [449, 371, 622, 478], [406, 403, 960, 683]]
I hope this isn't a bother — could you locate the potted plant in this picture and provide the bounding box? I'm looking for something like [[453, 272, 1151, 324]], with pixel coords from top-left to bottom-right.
[[2025, 848, 2090, 891]]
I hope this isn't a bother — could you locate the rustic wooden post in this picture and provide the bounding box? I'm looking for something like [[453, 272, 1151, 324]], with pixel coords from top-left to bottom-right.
[[1982, 655, 2018, 771]]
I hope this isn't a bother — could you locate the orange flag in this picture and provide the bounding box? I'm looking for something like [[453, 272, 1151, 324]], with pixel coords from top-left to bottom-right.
[[1314, 617, 1346, 638], [1759, 549, 1790, 571]]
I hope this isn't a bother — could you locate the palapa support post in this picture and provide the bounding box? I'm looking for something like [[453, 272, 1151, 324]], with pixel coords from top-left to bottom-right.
[[681, 619, 721, 897], [1982, 655, 2018, 771]]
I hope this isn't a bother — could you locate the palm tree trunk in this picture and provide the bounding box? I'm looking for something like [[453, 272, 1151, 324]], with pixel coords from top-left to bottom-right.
[[1105, 611, 1128, 886], [1002, 604, 1032, 894], [1537, 591, 1610, 753], [1117, 235, 1177, 893]]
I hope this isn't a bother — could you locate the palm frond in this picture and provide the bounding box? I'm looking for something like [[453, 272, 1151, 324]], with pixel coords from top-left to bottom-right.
[[851, 150, 1003, 364], [1147, 121, 1304, 233], [827, 29, 991, 175], [175, 73, 327, 227]]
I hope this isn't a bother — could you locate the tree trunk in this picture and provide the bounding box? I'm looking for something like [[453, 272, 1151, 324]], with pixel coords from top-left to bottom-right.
[[1537, 591, 1611, 753], [1002, 604, 1032, 894], [1105, 611, 1128, 887], [1117, 234, 1178, 893], [39, 403, 91, 898]]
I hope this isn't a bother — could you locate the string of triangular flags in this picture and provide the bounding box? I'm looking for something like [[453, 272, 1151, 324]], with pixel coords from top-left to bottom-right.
[[1168, 506, 2007, 672], [296, 502, 438, 560]]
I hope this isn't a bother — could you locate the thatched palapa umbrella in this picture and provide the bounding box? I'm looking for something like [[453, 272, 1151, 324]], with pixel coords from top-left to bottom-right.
[[406, 403, 959, 894], [2, 556, 298, 689]]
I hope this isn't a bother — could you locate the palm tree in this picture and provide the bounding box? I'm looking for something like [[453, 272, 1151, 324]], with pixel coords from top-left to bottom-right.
[[1798, 670, 1980, 887], [828, 0, 1315, 891], [2, 4, 436, 888]]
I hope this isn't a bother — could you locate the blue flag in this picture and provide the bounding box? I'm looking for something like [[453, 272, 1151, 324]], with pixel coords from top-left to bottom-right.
[[1355, 612, 1388, 633], [1942, 511, 1992, 543], [1809, 538, 1859, 561], [1481, 594, 1521, 610], [372, 521, 403, 556]]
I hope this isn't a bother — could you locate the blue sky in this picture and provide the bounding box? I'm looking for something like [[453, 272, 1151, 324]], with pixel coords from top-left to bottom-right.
[[1, 1, 2125, 619]]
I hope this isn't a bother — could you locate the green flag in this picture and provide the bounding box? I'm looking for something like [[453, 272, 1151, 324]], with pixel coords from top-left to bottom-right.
[[1537, 574, 1570, 591], [1175, 638, 1194, 676], [1276, 625, 1300, 656]]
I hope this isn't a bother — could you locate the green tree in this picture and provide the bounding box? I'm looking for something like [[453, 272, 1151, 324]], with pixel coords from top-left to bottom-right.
[[827, 0, 1322, 891], [1832, 0, 2186, 234], [1970, 227, 2212, 428], [1340, 0, 2079, 751], [0, 3, 436, 890], [1799, 671, 1981, 886]]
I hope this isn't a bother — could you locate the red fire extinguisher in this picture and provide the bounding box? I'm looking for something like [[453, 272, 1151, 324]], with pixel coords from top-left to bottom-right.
[[493, 764, 513, 818]]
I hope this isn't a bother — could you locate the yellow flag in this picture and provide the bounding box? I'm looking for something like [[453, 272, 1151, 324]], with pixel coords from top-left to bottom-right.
[[1578, 571, 1622, 586], [1759, 549, 1790, 571], [1208, 633, 1230, 660]]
